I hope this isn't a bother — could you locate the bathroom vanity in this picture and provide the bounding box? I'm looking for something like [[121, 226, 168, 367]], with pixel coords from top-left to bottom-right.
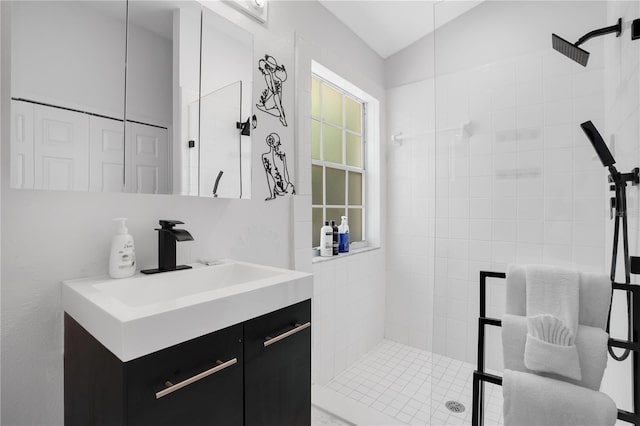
[[62, 260, 313, 425]]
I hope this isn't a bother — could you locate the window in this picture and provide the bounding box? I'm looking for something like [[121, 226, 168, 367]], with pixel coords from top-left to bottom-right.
[[311, 75, 365, 248]]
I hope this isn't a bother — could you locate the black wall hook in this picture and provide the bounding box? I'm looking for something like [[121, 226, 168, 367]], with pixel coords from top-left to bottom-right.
[[236, 114, 257, 136]]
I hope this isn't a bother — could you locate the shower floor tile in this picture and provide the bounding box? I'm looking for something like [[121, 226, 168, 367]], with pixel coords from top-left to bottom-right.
[[315, 339, 504, 425], [312, 405, 354, 425]]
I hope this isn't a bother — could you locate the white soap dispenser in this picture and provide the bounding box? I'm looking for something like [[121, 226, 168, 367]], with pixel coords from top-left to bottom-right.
[[109, 218, 136, 278]]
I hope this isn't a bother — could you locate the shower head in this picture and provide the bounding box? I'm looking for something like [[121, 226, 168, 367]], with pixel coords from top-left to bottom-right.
[[580, 120, 615, 167], [552, 18, 622, 67], [552, 34, 589, 66]]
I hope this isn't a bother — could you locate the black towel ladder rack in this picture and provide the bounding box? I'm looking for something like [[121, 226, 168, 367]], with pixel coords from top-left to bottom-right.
[[472, 271, 640, 426]]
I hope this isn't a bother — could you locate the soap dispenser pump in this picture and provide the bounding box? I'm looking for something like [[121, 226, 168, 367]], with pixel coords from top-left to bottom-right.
[[109, 218, 136, 279]]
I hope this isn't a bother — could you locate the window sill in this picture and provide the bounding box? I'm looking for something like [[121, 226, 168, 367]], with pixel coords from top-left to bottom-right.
[[311, 245, 380, 264]]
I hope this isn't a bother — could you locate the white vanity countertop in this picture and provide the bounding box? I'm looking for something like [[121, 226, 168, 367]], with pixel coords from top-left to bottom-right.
[[62, 260, 313, 362]]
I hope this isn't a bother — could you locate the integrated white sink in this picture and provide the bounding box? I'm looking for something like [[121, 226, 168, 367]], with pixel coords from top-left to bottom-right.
[[93, 262, 282, 307], [62, 259, 312, 361]]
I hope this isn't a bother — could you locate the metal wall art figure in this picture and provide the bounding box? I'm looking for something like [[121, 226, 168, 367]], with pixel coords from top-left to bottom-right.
[[262, 132, 295, 200], [256, 54, 288, 127]]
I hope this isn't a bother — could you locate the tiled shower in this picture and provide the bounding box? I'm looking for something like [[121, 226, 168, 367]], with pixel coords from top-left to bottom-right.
[[315, 0, 640, 423]]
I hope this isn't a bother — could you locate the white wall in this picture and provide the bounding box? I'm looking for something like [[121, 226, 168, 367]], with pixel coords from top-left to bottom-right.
[[600, 1, 640, 413], [311, 250, 386, 385], [11, 1, 127, 119], [126, 8, 173, 127], [1, 1, 387, 424], [285, 0, 388, 387]]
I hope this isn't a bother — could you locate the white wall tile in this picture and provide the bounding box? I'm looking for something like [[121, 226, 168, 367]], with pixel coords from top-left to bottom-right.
[[544, 124, 573, 149], [470, 176, 492, 198], [543, 74, 573, 102], [544, 147, 572, 172], [544, 100, 573, 126], [470, 219, 492, 240], [492, 219, 517, 242], [470, 198, 492, 219], [469, 240, 491, 261], [517, 80, 543, 105], [517, 197, 544, 220], [544, 221, 573, 244], [517, 220, 544, 243]]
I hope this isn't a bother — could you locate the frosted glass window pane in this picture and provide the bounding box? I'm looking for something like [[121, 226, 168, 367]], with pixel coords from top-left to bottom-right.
[[312, 120, 321, 160], [323, 84, 343, 126], [348, 208, 362, 242], [345, 97, 362, 133], [348, 172, 362, 205], [346, 133, 362, 168], [312, 165, 323, 205], [312, 208, 323, 247], [326, 207, 345, 227], [323, 124, 342, 164], [312, 77, 321, 118], [325, 167, 345, 205]]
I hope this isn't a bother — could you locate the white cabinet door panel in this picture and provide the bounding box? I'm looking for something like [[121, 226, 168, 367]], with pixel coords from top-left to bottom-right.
[[125, 122, 169, 194], [10, 100, 35, 189], [34, 104, 89, 191], [89, 116, 124, 192]]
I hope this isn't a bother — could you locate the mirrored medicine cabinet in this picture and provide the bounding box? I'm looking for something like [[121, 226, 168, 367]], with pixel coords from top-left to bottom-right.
[[8, 0, 253, 199]]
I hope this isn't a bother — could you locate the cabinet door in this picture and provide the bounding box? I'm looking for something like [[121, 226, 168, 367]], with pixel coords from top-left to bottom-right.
[[10, 100, 34, 189], [125, 122, 170, 194], [33, 104, 89, 191], [244, 300, 311, 426], [125, 324, 243, 426], [89, 116, 125, 192]]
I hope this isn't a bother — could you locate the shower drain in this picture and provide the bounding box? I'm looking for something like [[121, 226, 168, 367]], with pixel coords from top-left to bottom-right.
[[445, 401, 466, 413]]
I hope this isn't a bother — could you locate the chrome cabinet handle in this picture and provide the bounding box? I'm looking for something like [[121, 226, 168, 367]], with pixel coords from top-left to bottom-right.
[[264, 322, 311, 347], [155, 357, 237, 399]]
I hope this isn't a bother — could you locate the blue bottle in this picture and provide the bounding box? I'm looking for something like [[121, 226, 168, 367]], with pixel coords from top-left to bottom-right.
[[338, 216, 349, 253]]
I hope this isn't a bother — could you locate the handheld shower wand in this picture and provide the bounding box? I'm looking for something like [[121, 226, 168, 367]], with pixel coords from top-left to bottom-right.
[[581, 121, 639, 362]]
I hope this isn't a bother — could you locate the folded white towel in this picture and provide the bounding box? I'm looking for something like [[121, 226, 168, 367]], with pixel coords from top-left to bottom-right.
[[579, 271, 612, 330], [505, 265, 611, 331], [503, 369, 617, 426], [525, 265, 581, 380], [505, 264, 527, 316], [502, 315, 609, 391]]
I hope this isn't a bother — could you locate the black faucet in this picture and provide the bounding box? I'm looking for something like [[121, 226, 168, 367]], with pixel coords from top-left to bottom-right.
[[141, 220, 194, 275]]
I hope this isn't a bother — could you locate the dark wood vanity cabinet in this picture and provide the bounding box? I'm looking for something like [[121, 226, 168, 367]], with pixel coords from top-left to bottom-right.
[[125, 324, 243, 426], [245, 299, 312, 426], [64, 299, 311, 426]]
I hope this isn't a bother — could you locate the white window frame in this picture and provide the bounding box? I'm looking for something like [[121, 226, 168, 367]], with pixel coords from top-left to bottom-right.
[[311, 74, 366, 245], [310, 61, 381, 252]]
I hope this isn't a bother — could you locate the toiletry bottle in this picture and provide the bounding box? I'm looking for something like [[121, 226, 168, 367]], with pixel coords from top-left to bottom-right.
[[331, 220, 339, 255], [320, 221, 333, 257], [338, 216, 350, 253], [109, 218, 136, 278]]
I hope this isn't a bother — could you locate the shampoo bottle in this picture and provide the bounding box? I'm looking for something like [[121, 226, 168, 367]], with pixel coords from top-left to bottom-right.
[[331, 220, 339, 255], [109, 218, 136, 278], [338, 216, 350, 253], [320, 221, 333, 257]]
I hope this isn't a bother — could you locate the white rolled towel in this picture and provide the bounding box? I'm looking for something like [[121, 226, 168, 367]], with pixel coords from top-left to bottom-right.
[[503, 369, 617, 426], [525, 265, 581, 380], [502, 315, 609, 391]]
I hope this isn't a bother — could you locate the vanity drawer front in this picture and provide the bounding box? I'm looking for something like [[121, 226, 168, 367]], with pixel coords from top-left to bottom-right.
[[244, 299, 311, 426], [125, 323, 243, 426]]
